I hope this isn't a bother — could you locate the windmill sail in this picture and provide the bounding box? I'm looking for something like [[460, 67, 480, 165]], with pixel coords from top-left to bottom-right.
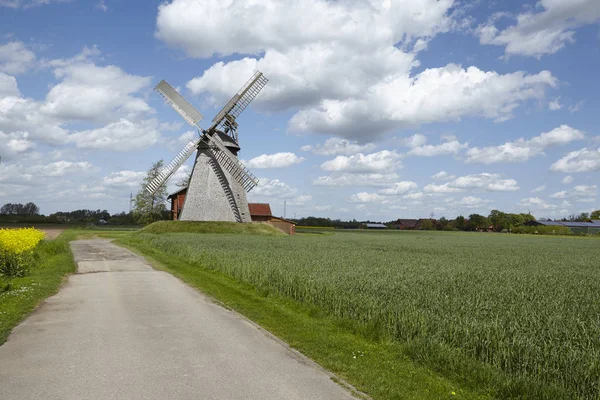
[[204, 134, 258, 192], [155, 80, 204, 127], [146, 139, 200, 194], [209, 71, 268, 135]]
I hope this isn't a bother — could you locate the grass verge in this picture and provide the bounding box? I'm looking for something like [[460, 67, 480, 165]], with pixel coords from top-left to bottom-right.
[[117, 234, 493, 400], [0, 230, 77, 345], [140, 220, 285, 236]]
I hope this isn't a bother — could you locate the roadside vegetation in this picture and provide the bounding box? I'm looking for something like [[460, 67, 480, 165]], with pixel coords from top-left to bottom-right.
[[0, 230, 76, 344], [119, 225, 600, 399]]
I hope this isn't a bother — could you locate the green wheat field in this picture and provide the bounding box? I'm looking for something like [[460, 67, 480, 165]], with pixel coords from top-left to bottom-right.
[[127, 229, 600, 398]]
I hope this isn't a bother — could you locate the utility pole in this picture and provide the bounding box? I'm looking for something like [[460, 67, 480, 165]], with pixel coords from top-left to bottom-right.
[[283, 200, 287, 219], [129, 192, 133, 212]]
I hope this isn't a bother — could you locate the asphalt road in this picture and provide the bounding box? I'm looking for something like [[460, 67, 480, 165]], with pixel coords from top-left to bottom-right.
[[0, 239, 356, 400]]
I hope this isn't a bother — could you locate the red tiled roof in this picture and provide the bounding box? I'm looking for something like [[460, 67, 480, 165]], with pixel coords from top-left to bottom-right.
[[248, 203, 272, 217]]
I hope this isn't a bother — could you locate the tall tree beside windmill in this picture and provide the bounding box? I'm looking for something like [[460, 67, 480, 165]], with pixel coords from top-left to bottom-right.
[[133, 160, 168, 225], [147, 71, 268, 222]]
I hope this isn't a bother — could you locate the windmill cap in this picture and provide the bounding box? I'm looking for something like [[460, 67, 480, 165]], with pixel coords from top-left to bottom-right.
[[200, 130, 240, 151]]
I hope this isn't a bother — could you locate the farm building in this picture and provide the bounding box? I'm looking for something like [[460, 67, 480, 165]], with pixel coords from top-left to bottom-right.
[[168, 190, 295, 234], [248, 203, 272, 222], [167, 187, 187, 221], [390, 219, 421, 230], [365, 223, 387, 229], [248, 203, 296, 235], [525, 220, 600, 234]]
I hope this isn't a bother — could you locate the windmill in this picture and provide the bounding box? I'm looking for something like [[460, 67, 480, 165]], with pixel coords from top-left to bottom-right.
[[147, 71, 268, 222]]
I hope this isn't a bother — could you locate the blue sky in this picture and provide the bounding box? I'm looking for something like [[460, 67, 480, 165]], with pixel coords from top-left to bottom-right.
[[0, 0, 599, 220]]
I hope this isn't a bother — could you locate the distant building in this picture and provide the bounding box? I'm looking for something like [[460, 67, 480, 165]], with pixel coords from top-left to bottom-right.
[[525, 220, 600, 234], [390, 219, 421, 230], [248, 203, 295, 235], [365, 223, 387, 229], [167, 187, 188, 221], [248, 203, 273, 222]]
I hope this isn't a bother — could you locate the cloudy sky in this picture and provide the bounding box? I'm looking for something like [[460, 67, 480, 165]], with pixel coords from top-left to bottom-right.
[[0, 0, 599, 220]]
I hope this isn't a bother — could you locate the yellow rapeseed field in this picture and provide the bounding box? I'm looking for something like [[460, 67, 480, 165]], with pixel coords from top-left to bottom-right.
[[0, 228, 45, 254], [0, 228, 45, 278]]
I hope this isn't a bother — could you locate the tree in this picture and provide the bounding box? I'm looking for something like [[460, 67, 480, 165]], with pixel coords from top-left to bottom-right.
[[453, 215, 466, 231], [467, 214, 489, 231], [489, 210, 508, 232], [420, 219, 434, 230], [0, 202, 39, 216], [133, 160, 168, 225], [592, 210, 600, 220]]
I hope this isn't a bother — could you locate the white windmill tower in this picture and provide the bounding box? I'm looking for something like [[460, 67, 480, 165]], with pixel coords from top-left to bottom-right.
[[147, 72, 268, 222]]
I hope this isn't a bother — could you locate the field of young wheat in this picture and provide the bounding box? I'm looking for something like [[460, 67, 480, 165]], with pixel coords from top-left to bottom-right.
[[129, 229, 600, 399]]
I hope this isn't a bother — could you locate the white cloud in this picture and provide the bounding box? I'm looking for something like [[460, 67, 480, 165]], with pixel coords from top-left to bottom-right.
[[0, 163, 34, 184], [69, 119, 161, 151], [31, 160, 95, 177], [519, 197, 556, 211], [378, 181, 418, 195], [477, 0, 600, 58], [550, 147, 600, 173], [425, 173, 519, 193], [550, 190, 567, 199], [550, 185, 596, 203], [313, 172, 400, 188], [432, 171, 455, 180], [0, 73, 20, 97], [96, 0, 107, 12], [288, 65, 556, 139], [457, 196, 491, 209], [548, 98, 562, 111], [0, 0, 69, 8], [465, 125, 585, 164], [0, 160, 95, 185], [102, 171, 145, 188], [569, 101, 584, 113], [245, 152, 304, 169], [349, 192, 387, 204], [562, 175, 573, 184], [0, 47, 155, 148], [0, 41, 35, 74], [402, 134, 428, 148], [301, 137, 376, 156], [531, 185, 546, 193], [406, 135, 468, 157], [0, 130, 34, 160], [321, 150, 401, 173], [178, 130, 196, 143], [573, 185, 597, 197], [157, 0, 456, 58], [42, 48, 152, 122], [251, 178, 297, 199], [164, 1, 556, 141]]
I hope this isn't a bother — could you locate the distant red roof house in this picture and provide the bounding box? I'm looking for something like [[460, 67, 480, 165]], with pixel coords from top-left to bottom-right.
[[391, 219, 421, 230]]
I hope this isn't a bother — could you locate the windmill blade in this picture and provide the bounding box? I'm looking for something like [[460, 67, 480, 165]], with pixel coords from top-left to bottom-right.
[[155, 80, 204, 127], [146, 139, 200, 195], [209, 71, 268, 133], [204, 134, 259, 192]]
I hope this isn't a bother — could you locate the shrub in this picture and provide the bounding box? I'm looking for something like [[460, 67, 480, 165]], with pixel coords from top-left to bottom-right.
[[0, 228, 45, 278]]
